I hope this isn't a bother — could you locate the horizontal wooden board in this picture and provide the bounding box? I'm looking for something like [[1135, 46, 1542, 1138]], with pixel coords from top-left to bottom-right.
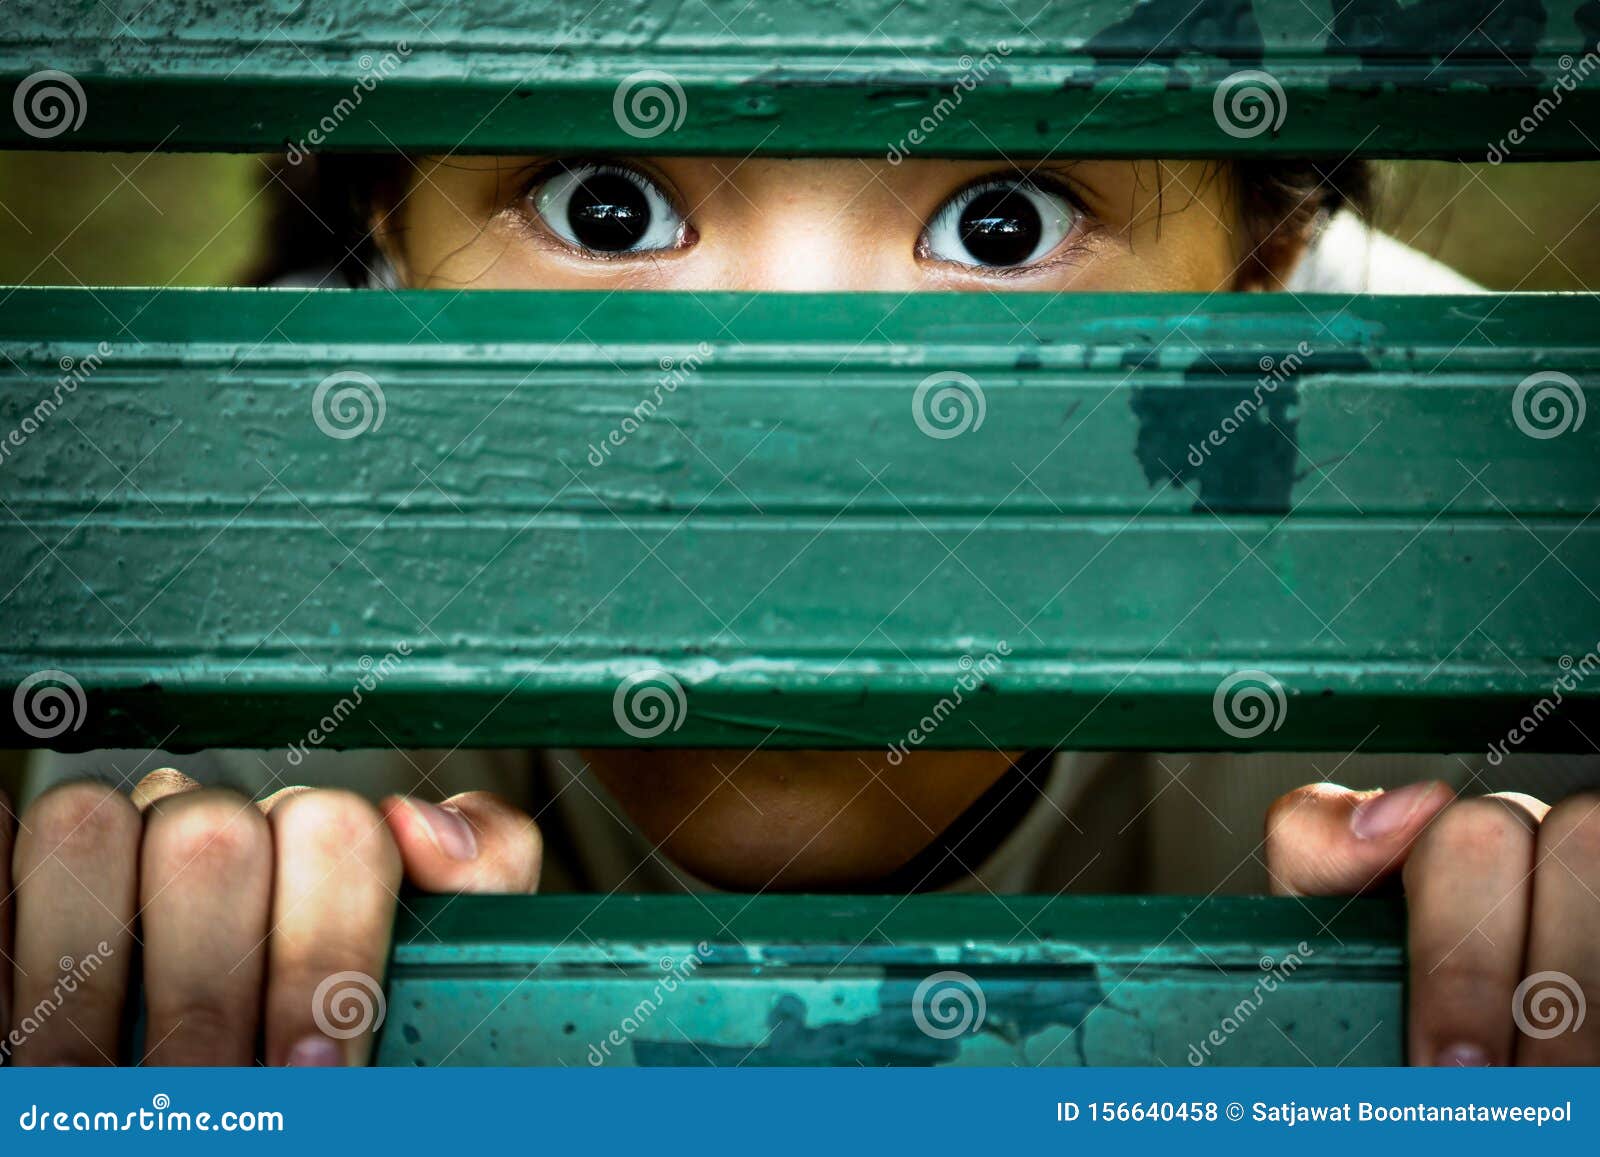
[[378, 894, 1405, 1066], [2, 0, 1598, 155], [2, 288, 1598, 750]]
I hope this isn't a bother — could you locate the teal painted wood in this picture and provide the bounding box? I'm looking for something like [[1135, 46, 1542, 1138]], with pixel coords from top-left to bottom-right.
[[377, 894, 1405, 1066], [2, 288, 1597, 752], [3, 0, 1598, 156]]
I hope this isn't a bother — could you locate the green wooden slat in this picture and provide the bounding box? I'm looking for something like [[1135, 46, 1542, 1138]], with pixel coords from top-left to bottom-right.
[[3, 0, 1598, 156], [377, 894, 1405, 1066], [2, 288, 1597, 752]]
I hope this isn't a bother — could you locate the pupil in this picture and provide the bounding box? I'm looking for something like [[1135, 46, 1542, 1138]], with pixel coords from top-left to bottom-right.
[[568, 173, 650, 251], [958, 187, 1041, 267]]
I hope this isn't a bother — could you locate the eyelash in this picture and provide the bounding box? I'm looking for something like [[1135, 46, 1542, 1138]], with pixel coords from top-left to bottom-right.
[[917, 172, 1101, 277], [510, 159, 691, 263], [508, 161, 1101, 271], [949, 237, 1100, 279]]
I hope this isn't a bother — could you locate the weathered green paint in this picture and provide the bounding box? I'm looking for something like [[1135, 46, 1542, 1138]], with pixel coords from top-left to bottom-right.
[[377, 894, 1404, 1066], [2, 0, 1597, 156], [3, 288, 1597, 752]]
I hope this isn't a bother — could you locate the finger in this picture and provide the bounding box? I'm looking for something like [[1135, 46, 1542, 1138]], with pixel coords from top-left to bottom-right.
[[1265, 780, 1453, 896], [129, 768, 201, 812], [263, 790, 400, 1067], [1516, 791, 1600, 1065], [257, 785, 314, 816], [381, 792, 543, 894], [1405, 793, 1546, 1067], [139, 789, 272, 1066], [0, 790, 15, 1042], [10, 781, 139, 1065]]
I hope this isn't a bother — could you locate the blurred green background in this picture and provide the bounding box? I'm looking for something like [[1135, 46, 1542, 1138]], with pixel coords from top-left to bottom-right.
[[0, 152, 1596, 289]]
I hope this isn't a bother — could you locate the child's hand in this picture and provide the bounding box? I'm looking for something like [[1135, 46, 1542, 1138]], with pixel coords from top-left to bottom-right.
[[1266, 782, 1599, 1065], [0, 772, 543, 1066]]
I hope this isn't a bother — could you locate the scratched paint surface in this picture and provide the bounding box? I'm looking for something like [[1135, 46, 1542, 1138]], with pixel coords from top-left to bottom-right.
[[377, 894, 1404, 1066], [1, 0, 1596, 154], [2, 288, 1598, 751]]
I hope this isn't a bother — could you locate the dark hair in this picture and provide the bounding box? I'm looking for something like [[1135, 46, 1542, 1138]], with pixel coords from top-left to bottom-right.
[[247, 154, 1374, 288], [1234, 158, 1374, 285], [247, 155, 407, 287]]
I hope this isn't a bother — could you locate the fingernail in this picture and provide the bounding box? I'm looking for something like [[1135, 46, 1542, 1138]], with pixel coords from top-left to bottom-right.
[[285, 1036, 343, 1067], [405, 798, 478, 860], [1435, 1042, 1491, 1067], [1350, 781, 1441, 840]]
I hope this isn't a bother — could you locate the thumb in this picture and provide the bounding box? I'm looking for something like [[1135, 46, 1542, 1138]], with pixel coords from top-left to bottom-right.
[[1264, 780, 1453, 896], [381, 792, 543, 894]]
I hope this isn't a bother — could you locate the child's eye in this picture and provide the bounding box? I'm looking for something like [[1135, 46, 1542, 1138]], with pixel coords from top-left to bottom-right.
[[529, 162, 688, 256], [920, 177, 1079, 269]]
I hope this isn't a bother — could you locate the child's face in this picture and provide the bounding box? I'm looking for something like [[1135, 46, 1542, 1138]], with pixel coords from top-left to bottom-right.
[[386, 156, 1256, 293], [385, 155, 1273, 888]]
